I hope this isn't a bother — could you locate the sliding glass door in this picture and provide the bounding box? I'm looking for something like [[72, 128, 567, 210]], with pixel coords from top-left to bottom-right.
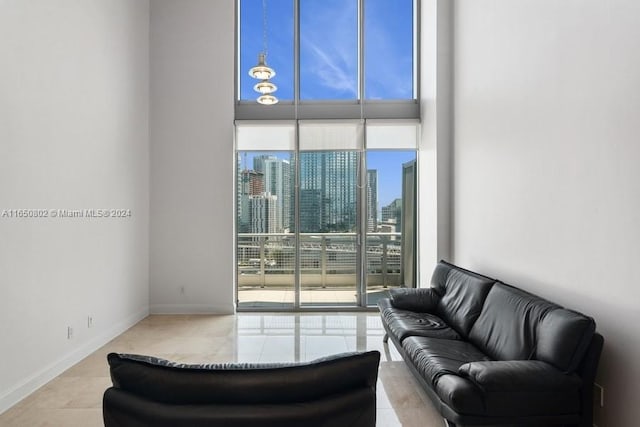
[[235, 120, 417, 310], [299, 150, 359, 306], [237, 150, 296, 308], [364, 150, 417, 306]]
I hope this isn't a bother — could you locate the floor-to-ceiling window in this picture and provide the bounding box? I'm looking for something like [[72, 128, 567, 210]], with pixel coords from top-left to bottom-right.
[[235, 0, 418, 309]]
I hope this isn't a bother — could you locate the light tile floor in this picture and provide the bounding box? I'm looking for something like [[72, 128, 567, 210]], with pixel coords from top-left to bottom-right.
[[0, 313, 446, 427]]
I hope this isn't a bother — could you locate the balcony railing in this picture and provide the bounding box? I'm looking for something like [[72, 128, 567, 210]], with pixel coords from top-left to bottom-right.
[[237, 232, 402, 289]]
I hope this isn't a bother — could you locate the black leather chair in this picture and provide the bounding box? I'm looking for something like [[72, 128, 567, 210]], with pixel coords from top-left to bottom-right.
[[103, 351, 380, 427]]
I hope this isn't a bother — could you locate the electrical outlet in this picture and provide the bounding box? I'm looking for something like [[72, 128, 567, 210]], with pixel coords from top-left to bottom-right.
[[87, 316, 93, 328], [594, 383, 604, 407], [67, 326, 74, 339]]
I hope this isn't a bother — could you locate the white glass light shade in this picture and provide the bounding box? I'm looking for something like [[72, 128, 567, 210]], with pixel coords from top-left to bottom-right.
[[254, 80, 277, 94], [249, 53, 275, 80], [257, 94, 279, 105]]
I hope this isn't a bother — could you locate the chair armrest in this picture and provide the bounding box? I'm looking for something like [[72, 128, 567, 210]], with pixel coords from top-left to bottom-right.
[[388, 288, 440, 312], [458, 360, 581, 392]]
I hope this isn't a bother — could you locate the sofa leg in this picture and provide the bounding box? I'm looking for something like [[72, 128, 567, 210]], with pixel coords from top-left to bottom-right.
[[382, 333, 389, 343]]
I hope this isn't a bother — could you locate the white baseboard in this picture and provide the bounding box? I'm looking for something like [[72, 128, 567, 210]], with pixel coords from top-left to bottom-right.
[[149, 303, 234, 315], [0, 306, 149, 415]]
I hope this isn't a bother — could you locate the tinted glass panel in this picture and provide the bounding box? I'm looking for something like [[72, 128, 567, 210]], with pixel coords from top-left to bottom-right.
[[300, 0, 358, 100], [364, 0, 414, 99], [240, 0, 294, 101], [365, 150, 417, 305], [299, 151, 359, 306], [237, 151, 295, 309]]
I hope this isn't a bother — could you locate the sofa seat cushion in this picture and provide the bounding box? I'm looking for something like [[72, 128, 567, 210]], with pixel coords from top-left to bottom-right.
[[402, 337, 489, 387], [381, 308, 462, 342]]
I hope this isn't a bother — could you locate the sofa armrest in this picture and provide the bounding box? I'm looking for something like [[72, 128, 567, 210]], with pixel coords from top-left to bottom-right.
[[388, 288, 440, 312], [458, 360, 581, 392]]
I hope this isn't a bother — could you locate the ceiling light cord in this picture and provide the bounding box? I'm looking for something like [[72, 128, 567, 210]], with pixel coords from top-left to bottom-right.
[[248, 0, 278, 105], [262, 0, 268, 57]]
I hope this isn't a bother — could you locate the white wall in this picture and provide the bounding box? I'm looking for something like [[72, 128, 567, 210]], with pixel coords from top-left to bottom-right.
[[0, 0, 149, 413], [418, 0, 453, 281], [452, 1, 640, 426], [149, 0, 235, 314]]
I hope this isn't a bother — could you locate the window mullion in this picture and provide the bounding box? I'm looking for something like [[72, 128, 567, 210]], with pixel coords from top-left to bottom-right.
[[358, 0, 365, 106], [294, 0, 300, 117]]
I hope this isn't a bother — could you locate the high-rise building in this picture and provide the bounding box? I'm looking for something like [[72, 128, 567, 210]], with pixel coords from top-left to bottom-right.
[[381, 198, 402, 230], [254, 155, 291, 232], [240, 170, 264, 195], [252, 155, 275, 174], [249, 193, 278, 234], [238, 169, 264, 232], [366, 170, 378, 232], [299, 189, 325, 232], [299, 152, 358, 232], [401, 159, 417, 287]]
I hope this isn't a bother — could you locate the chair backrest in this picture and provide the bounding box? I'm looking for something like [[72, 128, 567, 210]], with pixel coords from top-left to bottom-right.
[[103, 351, 381, 427]]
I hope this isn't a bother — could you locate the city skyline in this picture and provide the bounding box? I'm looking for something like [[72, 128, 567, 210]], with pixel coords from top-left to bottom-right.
[[239, 150, 416, 212]]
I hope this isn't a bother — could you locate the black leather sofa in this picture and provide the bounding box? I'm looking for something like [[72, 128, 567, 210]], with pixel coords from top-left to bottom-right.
[[103, 351, 380, 427], [378, 260, 603, 427]]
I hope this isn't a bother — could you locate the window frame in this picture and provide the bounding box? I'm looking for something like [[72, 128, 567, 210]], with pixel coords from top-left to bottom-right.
[[235, 0, 420, 120]]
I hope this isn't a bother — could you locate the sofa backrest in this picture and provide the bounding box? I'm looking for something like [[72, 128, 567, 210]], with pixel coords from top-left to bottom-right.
[[433, 261, 495, 338], [107, 351, 380, 404], [429, 261, 453, 295], [432, 262, 597, 374], [105, 351, 381, 427], [535, 308, 596, 373], [468, 282, 560, 361]]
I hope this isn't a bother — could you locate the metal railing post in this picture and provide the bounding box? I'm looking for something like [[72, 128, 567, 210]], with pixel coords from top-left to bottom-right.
[[382, 235, 388, 288], [260, 236, 266, 288], [321, 236, 327, 288]]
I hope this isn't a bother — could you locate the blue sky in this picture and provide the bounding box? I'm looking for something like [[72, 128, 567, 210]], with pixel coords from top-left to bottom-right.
[[239, 0, 413, 101]]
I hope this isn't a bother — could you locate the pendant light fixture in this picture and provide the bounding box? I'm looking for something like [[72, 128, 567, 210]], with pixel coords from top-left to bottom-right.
[[249, 54, 275, 81], [257, 94, 278, 105], [253, 79, 277, 94], [249, 0, 278, 104]]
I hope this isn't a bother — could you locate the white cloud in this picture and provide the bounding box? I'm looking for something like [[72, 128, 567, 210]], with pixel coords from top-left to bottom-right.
[[302, 37, 357, 95], [300, 1, 358, 97]]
